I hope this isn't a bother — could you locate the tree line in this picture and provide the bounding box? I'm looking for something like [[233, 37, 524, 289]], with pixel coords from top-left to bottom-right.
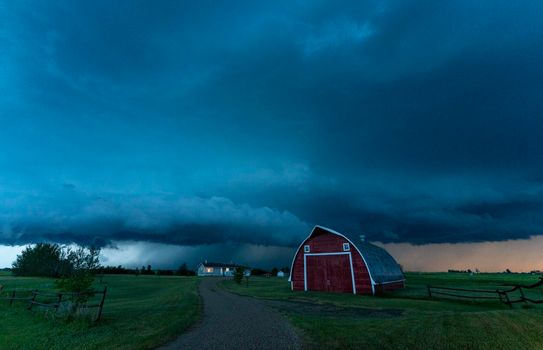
[[11, 243, 197, 281], [97, 263, 195, 276], [10, 242, 296, 282], [250, 266, 290, 276]]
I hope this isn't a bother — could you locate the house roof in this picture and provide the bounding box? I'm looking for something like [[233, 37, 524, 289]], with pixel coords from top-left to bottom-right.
[[200, 262, 245, 268], [312, 226, 405, 284]]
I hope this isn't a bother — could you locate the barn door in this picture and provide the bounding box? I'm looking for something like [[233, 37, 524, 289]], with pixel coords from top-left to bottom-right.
[[306, 254, 353, 293]]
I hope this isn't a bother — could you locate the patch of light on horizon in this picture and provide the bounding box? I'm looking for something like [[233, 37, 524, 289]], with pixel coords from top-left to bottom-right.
[[377, 236, 543, 273], [0, 245, 26, 268]]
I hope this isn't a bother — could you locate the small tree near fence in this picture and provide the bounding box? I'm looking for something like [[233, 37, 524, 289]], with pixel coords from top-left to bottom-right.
[[55, 246, 101, 316], [55, 246, 100, 293]]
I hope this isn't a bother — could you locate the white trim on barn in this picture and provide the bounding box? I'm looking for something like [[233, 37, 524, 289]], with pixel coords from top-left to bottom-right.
[[348, 252, 356, 294], [377, 279, 405, 285]]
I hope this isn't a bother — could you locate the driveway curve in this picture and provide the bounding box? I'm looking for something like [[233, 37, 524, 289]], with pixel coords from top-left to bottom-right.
[[157, 278, 301, 350]]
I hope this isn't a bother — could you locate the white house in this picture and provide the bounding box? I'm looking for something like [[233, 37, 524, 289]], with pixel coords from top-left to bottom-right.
[[197, 261, 251, 277], [277, 271, 288, 278]]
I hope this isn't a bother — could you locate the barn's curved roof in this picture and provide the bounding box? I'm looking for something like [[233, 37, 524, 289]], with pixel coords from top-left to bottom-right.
[[311, 226, 405, 284]]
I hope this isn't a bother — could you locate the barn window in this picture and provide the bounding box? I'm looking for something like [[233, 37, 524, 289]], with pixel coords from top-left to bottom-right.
[[343, 243, 350, 251], [304, 245, 310, 253], [206, 267, 213, 273]]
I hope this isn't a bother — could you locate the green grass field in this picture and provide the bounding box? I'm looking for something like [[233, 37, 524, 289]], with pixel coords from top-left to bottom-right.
[[0, 272, 200, 350], [222, 273, 543, 349], [3, 272, 543, 350]]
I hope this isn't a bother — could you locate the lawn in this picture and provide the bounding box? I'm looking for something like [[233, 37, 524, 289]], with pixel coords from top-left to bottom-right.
[[222, 272, 543, 349], [0, 273, 200, 350]]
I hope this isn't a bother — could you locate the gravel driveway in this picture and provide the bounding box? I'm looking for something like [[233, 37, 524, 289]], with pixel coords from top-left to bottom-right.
[[156, 278, 301, 350]]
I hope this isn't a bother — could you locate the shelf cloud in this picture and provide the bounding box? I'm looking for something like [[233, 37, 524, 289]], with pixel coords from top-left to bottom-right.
[[1, 1, 543, 267]]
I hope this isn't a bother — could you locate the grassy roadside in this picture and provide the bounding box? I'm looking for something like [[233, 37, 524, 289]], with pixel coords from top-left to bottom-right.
[[0, 273, 201, 350], [222, 273, 543, 349]]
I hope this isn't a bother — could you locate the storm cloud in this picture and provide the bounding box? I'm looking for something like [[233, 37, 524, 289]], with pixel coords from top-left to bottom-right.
[[1, 1, 543, 265], [0, 187, 308, 247]]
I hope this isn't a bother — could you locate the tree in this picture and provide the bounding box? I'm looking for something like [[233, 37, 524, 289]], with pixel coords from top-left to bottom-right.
[[12, 243, 67, 277], [271, 267, 279, 276], [176, 263, 195, 276], [54, 246, 101, 317], [140, 264, 153, 275], [55, 246, 101, 294], [234, 266, 245, 284]]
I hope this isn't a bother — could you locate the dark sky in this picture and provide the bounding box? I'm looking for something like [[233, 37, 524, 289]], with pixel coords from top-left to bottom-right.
[[1, 1, 543, 267]]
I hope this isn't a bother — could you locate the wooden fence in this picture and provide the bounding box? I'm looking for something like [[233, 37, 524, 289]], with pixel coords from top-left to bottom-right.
[[428, 277, 543, 306], [2, 287, 107, 321], [498, 278, 543, 305]]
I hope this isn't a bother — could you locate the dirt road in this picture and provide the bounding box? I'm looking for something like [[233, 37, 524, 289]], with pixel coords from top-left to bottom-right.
[[156, 278, 301, 350]]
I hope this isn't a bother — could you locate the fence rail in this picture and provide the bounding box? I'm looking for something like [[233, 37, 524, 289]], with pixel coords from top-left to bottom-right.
[[428, 276, 543, 306], [2, 287, 107, 321]]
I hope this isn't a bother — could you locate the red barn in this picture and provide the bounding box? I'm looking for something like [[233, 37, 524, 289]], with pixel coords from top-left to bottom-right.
[[289, 226, 405, 295]]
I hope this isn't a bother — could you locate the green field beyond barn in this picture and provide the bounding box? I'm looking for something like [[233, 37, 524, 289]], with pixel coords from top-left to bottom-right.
[[222, 272, 543, 350], [0, 273, 200, 350]]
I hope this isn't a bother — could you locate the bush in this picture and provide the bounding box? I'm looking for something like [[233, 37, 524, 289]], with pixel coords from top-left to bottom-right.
[[56, 273, 95, 295]]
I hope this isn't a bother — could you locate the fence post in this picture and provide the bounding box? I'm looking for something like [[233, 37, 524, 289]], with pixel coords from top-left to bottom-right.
[[9, 290, 16, 306], [96, 286, 107, 322], [56, 293, 63, 311], [427, 285, 432, 298], [503, 291, 512, 307], [27, 290, 37, 310], [519, 288, 526, 303]]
